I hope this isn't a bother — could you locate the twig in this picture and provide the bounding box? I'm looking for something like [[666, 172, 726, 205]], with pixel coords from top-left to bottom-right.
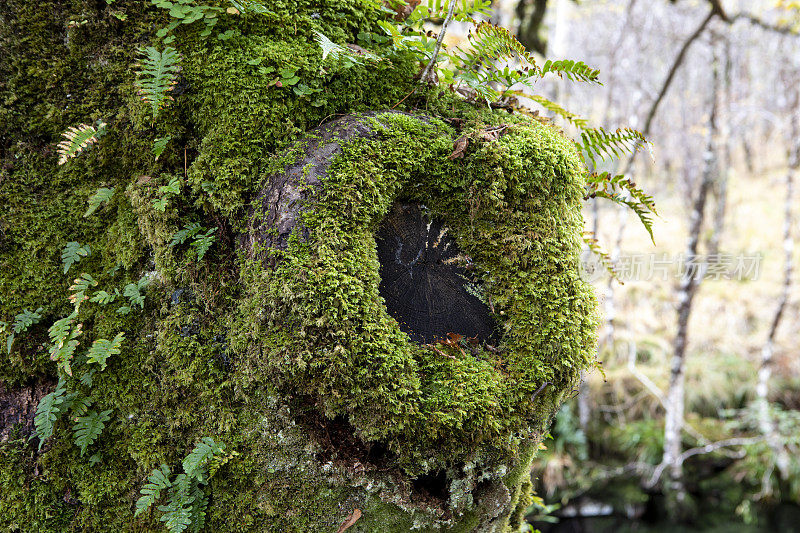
[[729, 13, 798, 36], [646, 436, 764, 488], [419, 0, 457, 85], [641, 8, 717, 137], [391, 87, 418, 109], [531, 382, 551, 402]]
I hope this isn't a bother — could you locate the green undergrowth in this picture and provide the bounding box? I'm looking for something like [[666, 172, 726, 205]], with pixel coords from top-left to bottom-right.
[[1, 1, 596, 531]]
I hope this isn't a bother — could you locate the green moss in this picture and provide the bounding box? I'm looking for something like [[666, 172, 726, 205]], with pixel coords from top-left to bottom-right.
[[0, 1, 596, 531], [235, 112, 597, 474]]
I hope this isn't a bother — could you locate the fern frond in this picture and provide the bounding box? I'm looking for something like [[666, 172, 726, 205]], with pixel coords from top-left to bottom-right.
[[89, 289, 119, 306], [312, 30, 382, 64], [73, 409, 112, 456], [190, 228, 217, 261], [86, 332, 124, 370], [69, 273, 98, 310], [57, 122, 107, 165], [84, 187, 115, 217], [33, 380, 67, 450], [582, 232, 620, 282], [183, 437, 225, 482], [135, 464, 173, 517], [159, 474, 195, 533], [62, 242, 90, 274], [48, 311, 81, 376], [122, 276, 149, 310], [529, 95, 589, 129], [465, 22, 537, 67], [153, 176, 181, 212], [68, 394, 94, 418], [586, 172, 658, 243], [448, 22, 540, 104], [579, 127, 648, 167], [153, 136, 171, 160], [12, 307, 44, 334], [541, 59, 601, 83], [228, 0, 274, 14], [7, 307, 43, 354], [158, 501, 193, 533], [188, 483, 209, 533], [80, 367, 96, 388], [170, 223, 203, 247], [135, 47, 181, 119]]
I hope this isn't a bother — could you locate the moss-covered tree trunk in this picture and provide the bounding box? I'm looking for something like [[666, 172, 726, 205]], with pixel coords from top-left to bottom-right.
[[0, 1, 597, 531]]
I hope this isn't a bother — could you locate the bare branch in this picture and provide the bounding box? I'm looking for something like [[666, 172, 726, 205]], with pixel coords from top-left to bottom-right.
[[419, 0, 457, 85], [729, 13, 798, 36], [642, 9, 717, 136], [679, 437, 764, 462]]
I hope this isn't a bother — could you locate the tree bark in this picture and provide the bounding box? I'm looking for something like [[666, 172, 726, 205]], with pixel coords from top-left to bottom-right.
[[661, 42, 720, 516]]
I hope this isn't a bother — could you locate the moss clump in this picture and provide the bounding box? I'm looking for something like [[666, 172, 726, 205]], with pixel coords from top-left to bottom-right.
[[0, 1, 596, 531], [237, 112, 597, 475]]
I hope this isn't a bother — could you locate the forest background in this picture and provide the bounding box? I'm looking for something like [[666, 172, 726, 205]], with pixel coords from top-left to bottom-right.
[[488, 0, 800, 530]]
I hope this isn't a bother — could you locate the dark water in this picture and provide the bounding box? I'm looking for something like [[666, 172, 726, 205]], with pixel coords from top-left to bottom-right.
[[531, 504, 800, 533]]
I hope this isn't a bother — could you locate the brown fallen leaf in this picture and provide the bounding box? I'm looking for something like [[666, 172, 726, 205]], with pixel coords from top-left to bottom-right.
[[448, 135, 469, 160], [136, 175, 152, 185], [337, 508, 362, 533], [478, 125, 508, 142]]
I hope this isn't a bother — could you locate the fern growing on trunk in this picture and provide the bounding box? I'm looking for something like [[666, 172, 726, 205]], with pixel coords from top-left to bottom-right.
[[57, 121, 106, 165], [135, 46, 181, 120]]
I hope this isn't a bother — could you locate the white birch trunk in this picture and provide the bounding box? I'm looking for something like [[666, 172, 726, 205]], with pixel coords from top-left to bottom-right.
[[756, 92, 798, 487]]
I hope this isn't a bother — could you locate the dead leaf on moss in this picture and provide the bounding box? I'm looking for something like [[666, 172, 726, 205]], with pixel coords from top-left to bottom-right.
[[448, 135, 469, 160], [337, 508, 362, 533], [478, 125, 508, 142]]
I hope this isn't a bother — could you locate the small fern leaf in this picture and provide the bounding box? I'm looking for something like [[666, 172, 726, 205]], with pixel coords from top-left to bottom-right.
[[68, 394, 94, 418], [582, 232, 620, 282], [313, 30, 343, 62], [86, 332, 125, 371], [529, 95, 590, 129], [170, 223, 203, 247], [541, 59, 601, 83], [312, 30, 382, 64], [33, 381, 67, 450], [135, 47, 181, 119], [229, 0, 274, 15], [84, 187, 115, 217], [153, 136, 171, 161], [12, 307, 43, 334], [188, 483, 209, 533], [89, 289, 118, 306], [123, 276, 149, 309], [579, 127, 648, 167], [183, 437, 224, 481], [7, 307, 43, 354], [190, 228, 217, 261], [48, 311, 81, 376], [135, 464, 173, 517], [73, 409, 112, 456], [69, 273, 98, 309], [57, 122, 107, 165], [158, 500, 193, 533], [586, 172, 658, 243], [62, 242, 90, 274]]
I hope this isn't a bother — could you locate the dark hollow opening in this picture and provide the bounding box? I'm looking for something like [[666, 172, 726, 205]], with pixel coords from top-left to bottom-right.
[[412, 469, 449, 501], [375, 202, 497, 344]]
